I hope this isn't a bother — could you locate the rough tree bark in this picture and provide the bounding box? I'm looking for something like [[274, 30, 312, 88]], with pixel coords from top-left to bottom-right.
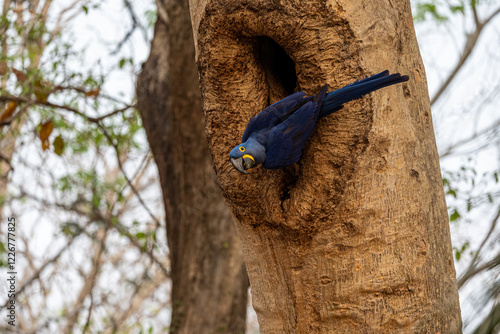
[[188, 0, 462, 333], [136, 0, 249, 333]]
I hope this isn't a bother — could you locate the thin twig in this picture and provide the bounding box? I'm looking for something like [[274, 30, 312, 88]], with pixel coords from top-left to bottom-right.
[[0, 152, 14, 171], [109, 0, 145, 55], [112, 150, 152, 215], [18, 191, 170, 279], [98, 124, 162, 228], [82, 292, 94, 334], [458, 209, 500, 288], [431, 6, 500, 106], [63, 225, 108, 333], [0, 239, 75, 309], [0, 94, 135, 124], [440, 118, 500, 158]]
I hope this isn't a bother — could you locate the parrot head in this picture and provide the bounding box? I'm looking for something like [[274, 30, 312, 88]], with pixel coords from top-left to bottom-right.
[[229, 140, 265, 174]]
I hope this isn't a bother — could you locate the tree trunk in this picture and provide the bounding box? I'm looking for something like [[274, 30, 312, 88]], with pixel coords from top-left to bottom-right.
[[136, 0, 249, 333], [188, 0, 462, 333]]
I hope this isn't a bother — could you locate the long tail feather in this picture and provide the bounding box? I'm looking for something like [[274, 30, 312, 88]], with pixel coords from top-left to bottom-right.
[[319, 71, 409, 118]]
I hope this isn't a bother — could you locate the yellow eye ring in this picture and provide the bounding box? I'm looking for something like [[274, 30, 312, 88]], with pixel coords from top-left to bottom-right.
[[239, 146, 245, 152]]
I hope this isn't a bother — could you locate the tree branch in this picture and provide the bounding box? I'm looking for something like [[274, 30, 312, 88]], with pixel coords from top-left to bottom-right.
[[458, 208, 500, 288], [110, 0, 147, 55], [105, 265, 166, 333], [98, 124, 162, 228], [0, 239, 74, 309], [0, 94, 135, 125], [440, 117, 500, 158], [17, 190, 170, 279], [63, 226, 108, 333], [431, 6, 500, 106], [472, 300, 500, 334]]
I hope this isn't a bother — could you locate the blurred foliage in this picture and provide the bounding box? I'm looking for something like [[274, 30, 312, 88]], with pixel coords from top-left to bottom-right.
[[0, 1, 167, 333], [413, 0, 466, 23], [414, 0, 500, 332], [0, 0, 497, 333]]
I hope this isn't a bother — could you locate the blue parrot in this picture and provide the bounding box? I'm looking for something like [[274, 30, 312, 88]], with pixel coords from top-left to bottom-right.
[[229, 70, 409, 174]]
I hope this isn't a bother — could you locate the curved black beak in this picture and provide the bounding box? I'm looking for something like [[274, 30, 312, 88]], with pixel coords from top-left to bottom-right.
[[230, 157, 248, 174], [230, 157, 256, 174]]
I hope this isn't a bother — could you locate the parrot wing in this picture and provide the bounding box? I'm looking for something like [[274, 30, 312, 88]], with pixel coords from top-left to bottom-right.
[[242, 92, 306, 142], [262, 100, 318, 169], [320, 70, 408, 118]]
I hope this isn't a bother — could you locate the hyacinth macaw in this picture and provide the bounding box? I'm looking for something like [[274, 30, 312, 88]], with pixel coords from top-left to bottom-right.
[[229, 70, 409, 174]]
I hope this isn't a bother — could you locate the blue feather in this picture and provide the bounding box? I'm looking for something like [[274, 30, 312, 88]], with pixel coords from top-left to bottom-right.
[[263, 101, 318, 169], [320, 71, 408, 118], [242, 92, 306, 143], [229, 70, 409, 173]]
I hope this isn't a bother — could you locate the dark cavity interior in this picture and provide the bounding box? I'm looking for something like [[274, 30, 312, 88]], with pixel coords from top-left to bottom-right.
[[255, 36, 297, 99]]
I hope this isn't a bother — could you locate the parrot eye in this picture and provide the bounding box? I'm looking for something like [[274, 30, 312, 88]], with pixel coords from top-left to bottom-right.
[[239, 147, 245, 152]]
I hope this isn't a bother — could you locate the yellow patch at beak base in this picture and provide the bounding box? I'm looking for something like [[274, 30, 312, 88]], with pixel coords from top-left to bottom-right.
[[242, 154, 255, 162]]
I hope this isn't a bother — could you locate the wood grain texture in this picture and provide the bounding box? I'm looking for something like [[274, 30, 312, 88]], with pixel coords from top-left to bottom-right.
[[189, 0, 462, 332]]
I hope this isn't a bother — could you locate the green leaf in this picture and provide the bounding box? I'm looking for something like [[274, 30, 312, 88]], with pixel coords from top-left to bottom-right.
[[414, 2, 449, 23], [145, 10, 157, 28], [443, 178, 449, 186], [449, 5, 465, 15], [136, 232, 146, 240], [450, 210, 461, 222], [82, 6, 88, 14], [92, 193, 101, 208], [53, 135, 65, 156], [461, 242, 470, 252], [447, 189, 457, 198], [61, 222, 82, 236]]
